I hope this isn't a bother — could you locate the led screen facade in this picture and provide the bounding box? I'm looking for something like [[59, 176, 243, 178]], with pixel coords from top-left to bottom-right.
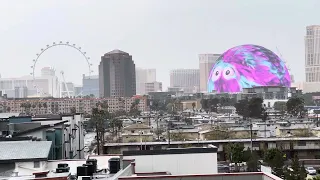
[[207, 44, 291, 93]]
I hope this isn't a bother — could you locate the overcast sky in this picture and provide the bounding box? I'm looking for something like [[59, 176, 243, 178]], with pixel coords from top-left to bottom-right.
[[0, 0, 319, 89]]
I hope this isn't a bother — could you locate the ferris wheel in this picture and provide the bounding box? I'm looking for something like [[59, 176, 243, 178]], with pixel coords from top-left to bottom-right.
[[30, 41, 93, 97]]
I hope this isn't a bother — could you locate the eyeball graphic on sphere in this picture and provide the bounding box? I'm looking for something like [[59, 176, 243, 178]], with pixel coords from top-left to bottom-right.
[[207, 44, 291, 93], [211, 67, 223, 81], [222, 67, 235, 80]]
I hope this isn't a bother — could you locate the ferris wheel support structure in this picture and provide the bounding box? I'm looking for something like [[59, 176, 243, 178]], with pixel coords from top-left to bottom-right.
[[30, 41, 93, 98]]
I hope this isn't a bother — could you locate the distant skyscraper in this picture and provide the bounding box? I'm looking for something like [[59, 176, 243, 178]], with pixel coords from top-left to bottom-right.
[[82, 74, 99, 97], [74, 86, 83, 97], [99, 49, 136, 97], [144, 81, 162, 94], [0, 67, 59, 98], [14, 86, 28, 98], [41, 67, 56, 76], [304, 25, 320, 92], [136, 68, 156, 95], [199, 54, 221, 92], [170, 69, 200, 93]]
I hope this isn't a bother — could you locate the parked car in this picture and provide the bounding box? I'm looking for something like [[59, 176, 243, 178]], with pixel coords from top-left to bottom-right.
[[306, 167, 317, 175]]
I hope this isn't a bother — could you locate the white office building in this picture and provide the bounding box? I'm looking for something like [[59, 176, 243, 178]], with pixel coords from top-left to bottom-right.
[[199, 54, 221, 92], [144, 81, 162, 94], [170, 69, 200, 94], [0, 68, 60, 98], [304, 25, 320, 92], [135, 68, 156, 95]]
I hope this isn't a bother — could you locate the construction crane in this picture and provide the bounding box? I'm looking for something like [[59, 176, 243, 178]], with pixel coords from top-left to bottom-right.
[[60, 71, 70, 98], [276, 46, 291, 71]]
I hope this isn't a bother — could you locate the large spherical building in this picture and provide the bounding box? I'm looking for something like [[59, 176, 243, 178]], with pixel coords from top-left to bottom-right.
[[207, 44, 291, 93]]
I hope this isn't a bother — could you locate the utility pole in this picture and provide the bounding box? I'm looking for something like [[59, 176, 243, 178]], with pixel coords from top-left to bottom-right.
[[149, 100, 152, 127], [245, 103, 252, 153], [167, 121, 171, 148], [156, 117, 160, 140], [96, 122, 100, 155], [250, 117, 253, 153]]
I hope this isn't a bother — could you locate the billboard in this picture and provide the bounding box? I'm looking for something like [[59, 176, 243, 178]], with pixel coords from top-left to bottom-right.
[[207, 44, 291, 93]]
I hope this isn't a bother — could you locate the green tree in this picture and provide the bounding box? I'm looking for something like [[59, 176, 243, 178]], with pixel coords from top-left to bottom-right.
[[208, 98, 220, 112], [166, 103, 174, 114], [150, 99, 160, 112], [24, 102, 32, 115], [91, 107, 110, 154], [246, 150, 259, 172], [235, 97, 263, 119], [200, 99, 209, 112], [273, 101, 287, 111], [43, 102, 47, 114], [109, 118, 123, 141], [225, 143, 245, 172], [248, 97, 264, 118], [234, 99, 250, 118], [70, 107, 76, 114], [287, 97, 305, 116], [284, 155, 307, 180], [264, 148, 285, 178], [129, 99, 141, 117]]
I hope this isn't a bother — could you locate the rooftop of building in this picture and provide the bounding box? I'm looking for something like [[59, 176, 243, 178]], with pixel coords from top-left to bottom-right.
[[123, 124, 151, 130], [0, 147, 283, 180], [0, 141, 52, 163], [105, 136, 320, 147], [0, 113, 21, 119], [105, 49, 129, 55]]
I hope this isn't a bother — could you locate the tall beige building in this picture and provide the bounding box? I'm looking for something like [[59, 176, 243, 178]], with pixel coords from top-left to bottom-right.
[[304, 25, 320, 92], [170, 69, 200, 93], [135, 68, 156, 95], [199, 54, 221, 92]]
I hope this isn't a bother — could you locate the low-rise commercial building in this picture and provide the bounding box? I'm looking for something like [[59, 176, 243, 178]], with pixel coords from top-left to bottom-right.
[[104, 137, 320, 161], [121, 124, 153, 143]]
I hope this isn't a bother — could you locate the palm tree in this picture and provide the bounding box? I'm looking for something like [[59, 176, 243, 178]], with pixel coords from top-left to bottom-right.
[[91, 107, 109, 154], [129, 99, 140, 117]]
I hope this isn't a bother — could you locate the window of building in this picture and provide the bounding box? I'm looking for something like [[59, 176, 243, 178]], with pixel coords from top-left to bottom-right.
[[34, 161, 40, 168], [297, 141, 306, 146]]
